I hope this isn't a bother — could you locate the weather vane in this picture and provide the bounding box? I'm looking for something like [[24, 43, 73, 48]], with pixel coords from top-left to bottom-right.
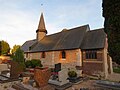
[[41, 3, 44, 12], [41, 4, 43, 6]]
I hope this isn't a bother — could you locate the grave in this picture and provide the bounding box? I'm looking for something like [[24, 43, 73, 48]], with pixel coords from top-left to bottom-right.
[[34, 67, 51, 88], [10, 61, 24, 79], [95, 80, 120, 90], [49, 69, 72, 90]]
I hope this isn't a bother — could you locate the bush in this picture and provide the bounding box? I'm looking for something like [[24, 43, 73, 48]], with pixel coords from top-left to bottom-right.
[[25, 59, 43, 68], [113, 67, 120, 73], [25, 60, 32, 68], [68, 71, 77, 78]]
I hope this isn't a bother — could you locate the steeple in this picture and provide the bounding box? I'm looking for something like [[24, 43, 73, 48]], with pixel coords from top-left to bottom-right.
[[36, 13, 47, 41]]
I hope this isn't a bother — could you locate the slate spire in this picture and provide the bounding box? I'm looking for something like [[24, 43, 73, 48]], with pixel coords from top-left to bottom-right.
[[36, 13, 47, 34], [36, 13, 47, 41]]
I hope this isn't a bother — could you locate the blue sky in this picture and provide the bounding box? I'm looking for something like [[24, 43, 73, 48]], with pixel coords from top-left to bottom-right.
[[0, 0, 104, 48]]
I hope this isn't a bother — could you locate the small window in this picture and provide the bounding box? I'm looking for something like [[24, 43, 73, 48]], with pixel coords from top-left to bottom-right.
[[26, 53, 28, 58], [29, 47, 32, 50], [86, 50, 97, 59], [41, 52, 45, 58], [62, 51, 66, 59]]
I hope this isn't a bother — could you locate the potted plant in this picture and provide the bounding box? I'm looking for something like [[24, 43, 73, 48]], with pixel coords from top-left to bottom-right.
[[68, 70, 77, 82]]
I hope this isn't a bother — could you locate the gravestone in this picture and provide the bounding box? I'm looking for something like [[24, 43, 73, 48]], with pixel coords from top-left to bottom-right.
[[58, 69, 69, 86], [55, 63, 61, 72], [10, 61, 24, 79], [34, 67, 51, 88]]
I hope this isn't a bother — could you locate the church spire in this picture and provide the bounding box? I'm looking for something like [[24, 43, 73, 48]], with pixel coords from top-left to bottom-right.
[[36, 13, 47, 34], [36, 13, 47, 41]]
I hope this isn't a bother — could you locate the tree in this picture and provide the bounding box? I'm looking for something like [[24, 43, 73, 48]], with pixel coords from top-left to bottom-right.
[[102, 0, 120, 64], [11, 45, 21, 54], [12, 48, 25, 71], [12, 48, 24, 63], [0, 40, 10, 55]]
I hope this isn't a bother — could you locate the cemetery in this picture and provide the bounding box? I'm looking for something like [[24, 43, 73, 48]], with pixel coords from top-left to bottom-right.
[[0, 60, 120, 90]]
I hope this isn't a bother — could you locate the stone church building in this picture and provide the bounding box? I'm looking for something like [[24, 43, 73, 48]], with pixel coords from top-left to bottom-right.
[[21, 13, 113, 78]]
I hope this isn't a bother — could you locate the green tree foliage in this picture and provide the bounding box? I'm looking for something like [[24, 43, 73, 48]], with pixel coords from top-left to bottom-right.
[[102, 0, 120, 64], [11, 45, 21, 54], [25, 59, 43, 68], [12, 48, 24, 63], [25, 60, 32, 68], [0, 40, 10, 55], [12, 48, 25, 70]]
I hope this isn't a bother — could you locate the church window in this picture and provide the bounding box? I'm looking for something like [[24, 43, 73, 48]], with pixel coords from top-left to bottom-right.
[[62, 51, 66, 59], [86, 50, 97, 59], [26, 53, 28, 58], [41, 52, 45, 58]]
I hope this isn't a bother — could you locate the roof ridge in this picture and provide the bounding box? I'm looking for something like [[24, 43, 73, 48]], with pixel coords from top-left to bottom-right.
[[44, 24, 89, 37], [90, 28, 104, 31], [69, 24, 89, 30]]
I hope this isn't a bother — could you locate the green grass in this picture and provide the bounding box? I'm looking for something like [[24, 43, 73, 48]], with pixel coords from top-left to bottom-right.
[[113, 67, 120, 73]]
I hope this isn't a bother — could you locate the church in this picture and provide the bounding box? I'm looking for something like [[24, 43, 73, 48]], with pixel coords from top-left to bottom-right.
[[21, 13, 113, 78]]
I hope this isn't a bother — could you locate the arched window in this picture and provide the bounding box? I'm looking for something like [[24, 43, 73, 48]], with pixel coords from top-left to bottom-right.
[[41, 52, 45, 58], [62, 51, 66, 59]]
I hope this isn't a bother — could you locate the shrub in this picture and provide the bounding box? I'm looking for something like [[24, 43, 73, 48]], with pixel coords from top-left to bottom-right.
[[31, 59, 43, 68], [25, 60, 32, 68], [68, 71, 77, 78], [25, 59, 43, 68], [113, 67, 120, 73]]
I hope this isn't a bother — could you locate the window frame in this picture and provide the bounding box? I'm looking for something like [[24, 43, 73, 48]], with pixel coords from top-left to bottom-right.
[[61, 51, 66, 59], [41, 52, 45, 58], [85, 50, 97, 59]]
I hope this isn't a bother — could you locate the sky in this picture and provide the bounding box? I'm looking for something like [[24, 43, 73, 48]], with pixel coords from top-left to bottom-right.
[[0, 0, 104, 48]]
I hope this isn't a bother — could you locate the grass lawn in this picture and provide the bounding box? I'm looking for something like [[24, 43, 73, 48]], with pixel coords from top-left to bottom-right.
[[113, 67, 120, 73]]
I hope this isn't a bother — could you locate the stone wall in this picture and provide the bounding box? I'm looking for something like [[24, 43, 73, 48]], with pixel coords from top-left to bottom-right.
[[83, 62, 103, 75], [82, 49, 104, 75], [24, 48, 111, 78], [25, 49, 81, 69]]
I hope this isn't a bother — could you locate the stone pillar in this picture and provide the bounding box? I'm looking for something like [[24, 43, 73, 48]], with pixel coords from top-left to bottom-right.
[[76, 49, 82, 76], [107, 55, 113, 74], [103, 48, 108, 79], [51, 51, 54, 68], [76, 49, 82, 66]]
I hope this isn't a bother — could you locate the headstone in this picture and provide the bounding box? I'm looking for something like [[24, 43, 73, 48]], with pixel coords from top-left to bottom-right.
[[58, 69, 69, 86], [55, 63, 61, 72], [10, 61, 24, 79], [34, 68, 51, 88]]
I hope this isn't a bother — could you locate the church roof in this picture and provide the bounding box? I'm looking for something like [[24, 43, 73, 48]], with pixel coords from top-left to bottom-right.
[[81, 28, 106, 49], [21, 39, 37, 52], [21, 25, 106, 52]]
